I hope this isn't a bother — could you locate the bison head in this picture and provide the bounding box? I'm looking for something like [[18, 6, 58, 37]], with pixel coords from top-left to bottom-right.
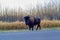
[[24, 16, 30, 25]]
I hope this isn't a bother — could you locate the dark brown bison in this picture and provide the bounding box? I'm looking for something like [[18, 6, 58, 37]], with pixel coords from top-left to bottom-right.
[[24, 16, 41, 31]]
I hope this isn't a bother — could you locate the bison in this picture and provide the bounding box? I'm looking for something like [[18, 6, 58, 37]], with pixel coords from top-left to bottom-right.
[[24, 16, 41, 31]]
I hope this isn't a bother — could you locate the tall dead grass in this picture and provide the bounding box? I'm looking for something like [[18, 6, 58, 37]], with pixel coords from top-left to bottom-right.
[[0, 20, 60, 30], [0, 21, 27, 30], [41, 20, 60, 28]]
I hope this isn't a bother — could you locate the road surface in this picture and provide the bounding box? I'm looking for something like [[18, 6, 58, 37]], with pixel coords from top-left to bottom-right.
[[0, 30, 60, 40]]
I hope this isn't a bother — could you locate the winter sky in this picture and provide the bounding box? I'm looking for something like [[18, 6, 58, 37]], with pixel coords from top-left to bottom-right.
[[0, 0, 60, 10]]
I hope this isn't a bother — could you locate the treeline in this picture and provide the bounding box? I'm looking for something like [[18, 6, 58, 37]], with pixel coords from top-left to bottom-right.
[[0, 0, 60, 22], [0, 7, 60, 22], [0, 8, 25, 22]]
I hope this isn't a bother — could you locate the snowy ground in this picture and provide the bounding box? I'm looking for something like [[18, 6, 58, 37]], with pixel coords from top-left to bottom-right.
[[0, 30, 60, 40]]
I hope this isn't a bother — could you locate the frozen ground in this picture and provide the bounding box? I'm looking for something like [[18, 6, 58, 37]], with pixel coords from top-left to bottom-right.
[[0, 30, 60, 40]]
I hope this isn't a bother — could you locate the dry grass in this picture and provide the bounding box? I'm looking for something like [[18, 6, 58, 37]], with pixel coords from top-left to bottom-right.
[[0, 21, 27, 30], [41, 20, 60, 28], [0, 20, 60, 30]]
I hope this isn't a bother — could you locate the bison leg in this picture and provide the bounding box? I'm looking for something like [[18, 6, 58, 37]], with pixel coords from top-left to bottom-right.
[[28, 26, 34, 31], [30, 25, 34, 31], [31, 26, 34, 31], [36, 24, 41, 30], [29, 26, 31, 30]]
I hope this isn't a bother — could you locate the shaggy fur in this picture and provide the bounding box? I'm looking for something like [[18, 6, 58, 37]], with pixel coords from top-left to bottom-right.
[[24, 16, 41, 30]]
